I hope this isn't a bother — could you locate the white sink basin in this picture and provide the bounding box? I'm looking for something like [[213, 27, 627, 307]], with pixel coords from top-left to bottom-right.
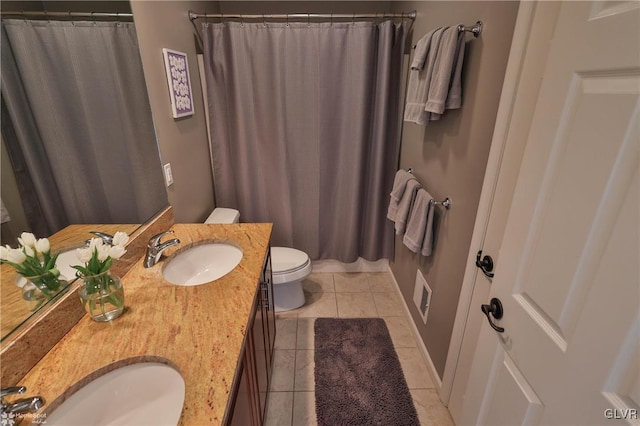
[[56, 249, 81, 281], [46, 362, 185, 425], [162, 243, 243, 286]]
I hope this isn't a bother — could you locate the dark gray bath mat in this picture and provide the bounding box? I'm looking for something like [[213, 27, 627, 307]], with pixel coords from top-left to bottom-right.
[[314, 318, 420, 426]]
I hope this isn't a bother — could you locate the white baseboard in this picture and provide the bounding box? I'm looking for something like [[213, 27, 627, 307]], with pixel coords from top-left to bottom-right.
[[311, 258, 389, 273], [387, 265, 443, 393]]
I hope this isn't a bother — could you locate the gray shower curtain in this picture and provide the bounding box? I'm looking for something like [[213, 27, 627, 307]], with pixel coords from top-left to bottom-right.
[[1, 20, 166, 234], [203, 20, 406, 262]]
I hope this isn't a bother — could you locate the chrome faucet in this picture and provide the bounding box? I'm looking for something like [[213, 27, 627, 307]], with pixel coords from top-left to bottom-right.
[[1, 386, 45, 416], [86, 231, 113, 246], [144, 230, 180, 268]]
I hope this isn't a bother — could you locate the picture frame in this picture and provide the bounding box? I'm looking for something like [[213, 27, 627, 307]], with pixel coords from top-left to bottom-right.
[[162, 48, 194, 118]]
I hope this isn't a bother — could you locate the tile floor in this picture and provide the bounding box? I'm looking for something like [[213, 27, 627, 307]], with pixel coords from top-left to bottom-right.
[[264, 272, 455, 426]]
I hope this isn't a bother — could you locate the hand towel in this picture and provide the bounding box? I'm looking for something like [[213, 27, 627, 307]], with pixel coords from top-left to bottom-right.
[[394, 179, 421, 235], [404, 27, 447, 125], [403, 189, 435, 254], [387, 169, 416, 221], [421, 200, 436, 256], [425, 26, 465, 115], [444, 31, 466, 110], [410, 29, 435, 71]]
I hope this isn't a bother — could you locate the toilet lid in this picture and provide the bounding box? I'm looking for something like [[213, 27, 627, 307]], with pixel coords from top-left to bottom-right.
[[271, 247, 310, 274]]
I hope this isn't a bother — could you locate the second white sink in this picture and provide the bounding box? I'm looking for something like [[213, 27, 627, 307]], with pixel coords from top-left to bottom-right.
[[162, 243, 243, 286], [46, 362, 185, 425]]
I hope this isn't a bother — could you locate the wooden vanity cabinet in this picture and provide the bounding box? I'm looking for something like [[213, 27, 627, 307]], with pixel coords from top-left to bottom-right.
[[228, 249, 276, 426]]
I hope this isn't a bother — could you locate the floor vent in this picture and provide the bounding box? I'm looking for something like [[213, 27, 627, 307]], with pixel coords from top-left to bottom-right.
[[412, 270, 432, 325]]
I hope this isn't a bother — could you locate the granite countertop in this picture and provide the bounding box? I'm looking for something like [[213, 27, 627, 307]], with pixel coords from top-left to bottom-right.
[[1, 224, 140, 339], [17, 223, 273, 425]]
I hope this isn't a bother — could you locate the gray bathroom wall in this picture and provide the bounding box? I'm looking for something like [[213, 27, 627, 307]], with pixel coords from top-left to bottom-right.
[[389, 1, 519, 379], [131, 0, 220, 223]]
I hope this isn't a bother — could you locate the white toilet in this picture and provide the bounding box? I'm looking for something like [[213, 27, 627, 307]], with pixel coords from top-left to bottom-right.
[[205, 208, 310, 312]]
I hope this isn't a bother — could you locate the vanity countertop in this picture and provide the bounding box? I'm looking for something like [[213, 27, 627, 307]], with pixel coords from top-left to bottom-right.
[[1, 224, 140, 341], [17, 223, 273, 425]]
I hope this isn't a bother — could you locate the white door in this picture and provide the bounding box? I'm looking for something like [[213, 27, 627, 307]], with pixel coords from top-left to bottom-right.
[[461, 1, 640, 425]]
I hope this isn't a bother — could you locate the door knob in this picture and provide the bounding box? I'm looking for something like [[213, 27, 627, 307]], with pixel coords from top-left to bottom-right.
[[476, 250, 495, 278], [481, 297, 504, 333]]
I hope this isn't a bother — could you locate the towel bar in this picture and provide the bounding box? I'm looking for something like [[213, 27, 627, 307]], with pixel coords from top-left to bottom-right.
[[406, 168, 452, 210]]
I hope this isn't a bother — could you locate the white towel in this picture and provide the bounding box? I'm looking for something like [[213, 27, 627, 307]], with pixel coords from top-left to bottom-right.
[[403, 189, 435, 256], [387, 169, 416, 221], [404, 27, 447, 125], [425, 26, 466, 115], [394, 179, 421, 235]]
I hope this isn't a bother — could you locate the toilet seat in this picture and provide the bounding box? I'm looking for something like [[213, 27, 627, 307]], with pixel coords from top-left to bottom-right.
[[271, 247, 312, 285]]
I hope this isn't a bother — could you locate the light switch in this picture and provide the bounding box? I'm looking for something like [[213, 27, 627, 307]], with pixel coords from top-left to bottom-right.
[[163, 163, 174, 187]]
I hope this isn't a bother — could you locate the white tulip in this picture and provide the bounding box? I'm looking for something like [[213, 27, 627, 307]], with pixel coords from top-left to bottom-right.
[[23, 245, 35, 257], [96, 244, 111, 262], [76, 247, 93, 264], [112, 231, 129, 247], [6, 248, 26, 264], [88, 238, 103, 252], [34, 238, 50, 255], [109, 245, 127, 260], [18, 232, 37, 248], [0, 245, 11, 261]]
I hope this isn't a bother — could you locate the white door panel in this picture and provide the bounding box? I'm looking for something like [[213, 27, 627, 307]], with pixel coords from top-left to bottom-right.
[[463, 1, 640, 425], [478, 350, 543, 426]]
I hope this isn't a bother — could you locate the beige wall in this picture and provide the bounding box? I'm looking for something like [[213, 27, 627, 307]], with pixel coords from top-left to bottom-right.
[[131, 1, 219, 223], [219, 1, 390, 16], [390, 1, 519, 379], [1, 136, 30, 245]]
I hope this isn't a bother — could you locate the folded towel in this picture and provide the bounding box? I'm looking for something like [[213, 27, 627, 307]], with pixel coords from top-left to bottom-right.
[[410, 28, 436, 71], [425, 26, 465, 115], [394, 179, 421, 235], [403, 189, 435, 255], [445, 31, 466, 110], [404, 27, 447, 125], [387, 169, 416, 221], [421, 200, 436, 256]]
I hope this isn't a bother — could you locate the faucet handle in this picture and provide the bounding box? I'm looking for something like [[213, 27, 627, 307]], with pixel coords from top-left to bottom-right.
[[148, 230, 175, 247], [1, 386, 26, 398]]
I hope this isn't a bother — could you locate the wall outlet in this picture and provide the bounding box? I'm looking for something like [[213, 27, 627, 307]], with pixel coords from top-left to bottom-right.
[[163, 163, 174, 187], [412, 269, 432, 325]]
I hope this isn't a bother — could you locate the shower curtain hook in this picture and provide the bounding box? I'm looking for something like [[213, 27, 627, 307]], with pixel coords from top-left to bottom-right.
[[330, 13, 333, 26], [352, 13, 355, 23], [286, 14, 289, 27], [68, 10, 75, 25], [262, 13, 266, 27], [44, 10, 50, 23], [307, 13, 311, 27]]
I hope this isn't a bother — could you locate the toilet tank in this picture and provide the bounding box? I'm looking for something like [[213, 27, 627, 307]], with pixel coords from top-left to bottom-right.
[[204, 208, 240, 224]]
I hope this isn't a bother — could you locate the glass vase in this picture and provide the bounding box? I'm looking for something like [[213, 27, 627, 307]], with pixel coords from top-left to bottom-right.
[[78, 270, 125, 322], [20, 272, 68, 312]]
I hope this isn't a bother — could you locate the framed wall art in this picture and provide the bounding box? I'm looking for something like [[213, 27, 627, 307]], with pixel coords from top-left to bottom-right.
[[162, 48, 194, 118]]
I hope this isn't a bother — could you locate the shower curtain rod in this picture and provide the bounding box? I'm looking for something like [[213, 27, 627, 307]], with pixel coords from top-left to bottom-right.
[[189, 11, 417, 21], [0, 11, 133, 20]]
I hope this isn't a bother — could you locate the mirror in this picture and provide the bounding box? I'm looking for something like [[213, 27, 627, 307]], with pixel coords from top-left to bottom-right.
[[0, 1, 169, 341]]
